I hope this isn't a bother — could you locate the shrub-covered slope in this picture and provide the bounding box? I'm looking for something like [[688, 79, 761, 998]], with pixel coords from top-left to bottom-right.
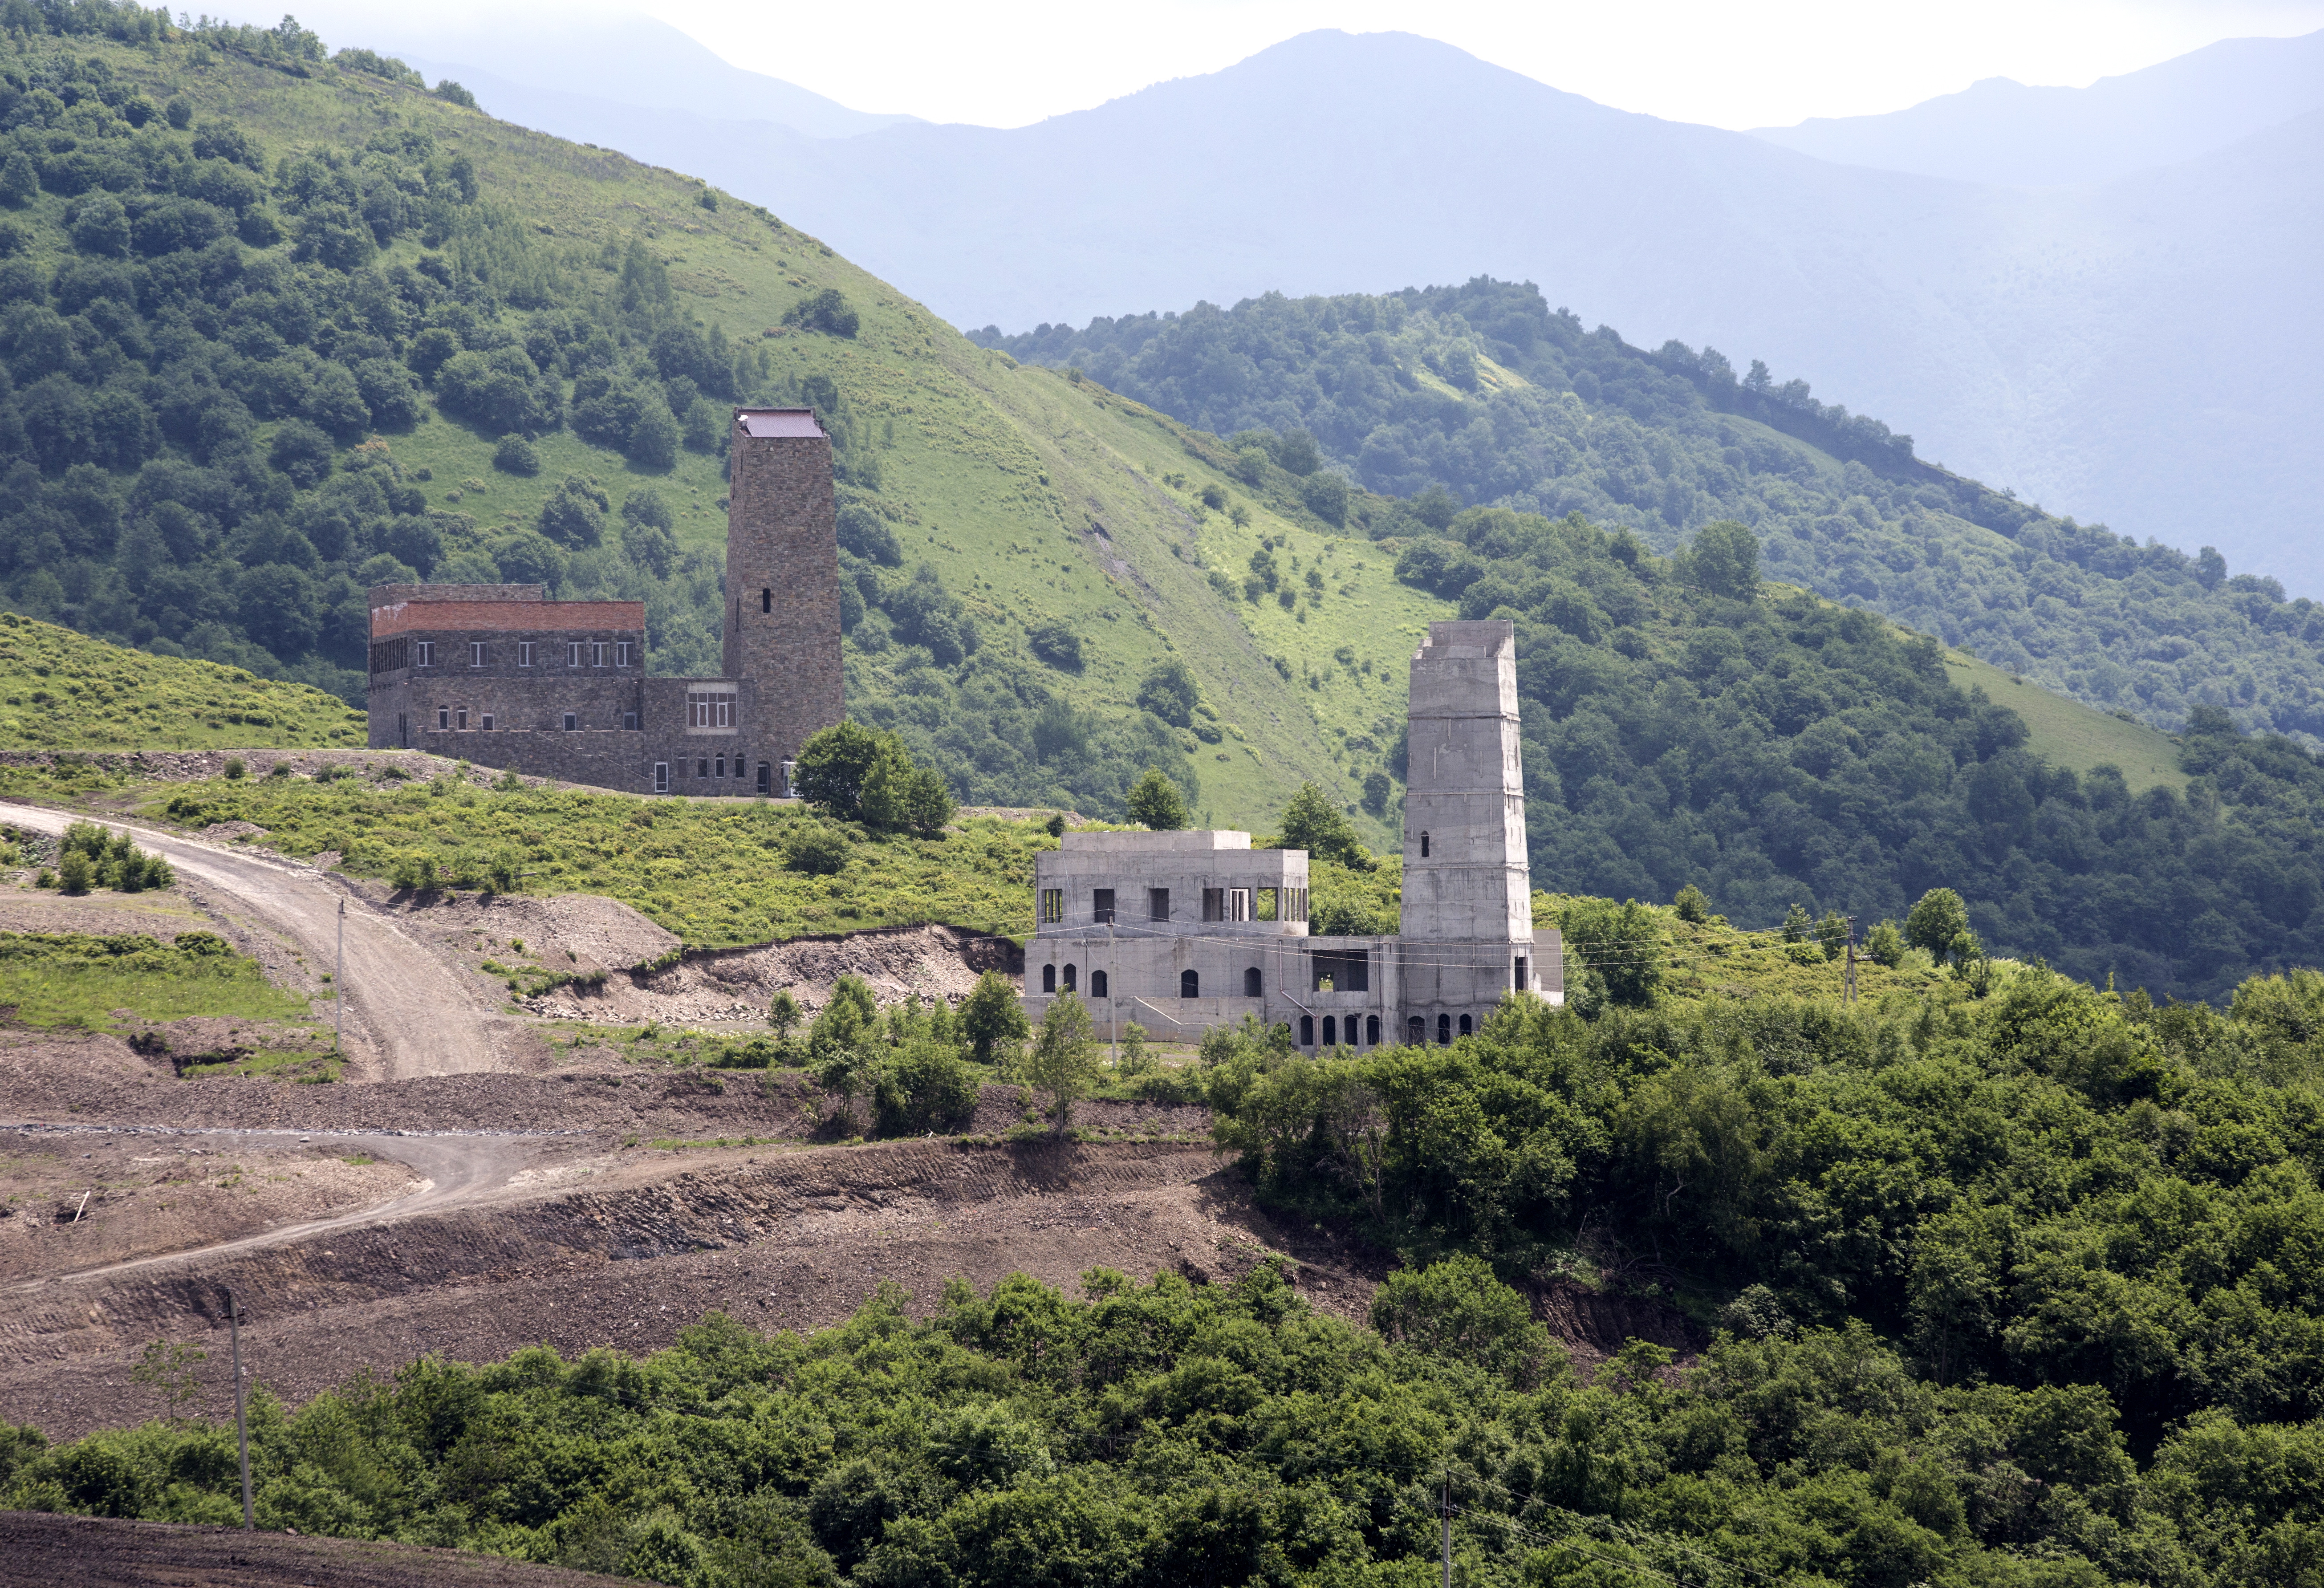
[[0, 9, 1436, 832], [988, 279, 2324, 743]]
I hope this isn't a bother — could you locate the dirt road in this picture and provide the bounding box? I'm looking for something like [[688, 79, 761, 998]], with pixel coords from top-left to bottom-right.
[[2, 1124, 568, 1296], [0, 804, 502, 1080]]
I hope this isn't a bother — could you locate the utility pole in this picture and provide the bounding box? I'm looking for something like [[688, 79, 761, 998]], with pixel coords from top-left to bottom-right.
[[226, 1288, 252, 1529], [333, 897, 345, 1055], [1107, 919, 1118, 1069], [1441, 1463, 1452, 1588], [1844, 914, 1857, 1006]]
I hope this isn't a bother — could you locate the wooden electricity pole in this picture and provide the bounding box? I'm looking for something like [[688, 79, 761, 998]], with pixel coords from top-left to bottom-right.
[[225, 1288, 252, 1529], [1844, 915, 1858, 1006]]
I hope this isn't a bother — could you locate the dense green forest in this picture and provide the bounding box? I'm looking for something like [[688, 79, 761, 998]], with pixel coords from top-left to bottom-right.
[[980, 280, 2324, 744], [0, 10, 1205, 818], [19, 956, 2324, 1587]]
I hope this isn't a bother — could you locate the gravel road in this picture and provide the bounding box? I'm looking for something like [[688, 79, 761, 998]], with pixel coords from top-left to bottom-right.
[[0, 803, 501, 1080]]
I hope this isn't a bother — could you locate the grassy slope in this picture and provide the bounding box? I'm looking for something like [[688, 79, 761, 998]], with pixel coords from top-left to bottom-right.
[[0, 613, 364, 750], [124, 47, 1412, 838], [1943, 646, 2188, 794]]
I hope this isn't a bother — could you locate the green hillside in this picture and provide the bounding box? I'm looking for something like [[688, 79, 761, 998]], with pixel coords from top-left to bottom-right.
[[990, 281, 2324, 746], [0, 609, 361, 747], [1942, 646, 2187, 796], [0, 11, 1435, 836]]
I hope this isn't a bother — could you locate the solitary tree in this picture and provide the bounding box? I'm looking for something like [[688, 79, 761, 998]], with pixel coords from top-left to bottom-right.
[[1136, 659, 1200, 728], [1026, 992, 1099, 1133], [1276, 783, 1370, 869], [793, 722, 890, 821], [1681, 520, 1760, 600], [1674, 884, 1712, 924], [958, 970, 1028, 1068], [1126, 768, 1188, 831], [1905, 889, 1973, 965]]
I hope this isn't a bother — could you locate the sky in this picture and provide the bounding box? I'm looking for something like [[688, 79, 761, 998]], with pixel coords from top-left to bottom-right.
[[288, 0, 2324, 129]]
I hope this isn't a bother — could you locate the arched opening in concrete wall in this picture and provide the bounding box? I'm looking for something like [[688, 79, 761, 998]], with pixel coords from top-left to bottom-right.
[[1420, 831, 1430, 857], [1367, 1015, 1381, 1046], [1091, 969, 1108, 998], [1459, 1013, 1473, 1036], [1322, 1015, 1337, 1045], [1437, 1014, 1451, 1045], [1244, 967, 1261, 997], [1063, 964, 1077, 992], [1180, 969, 1200, 998], [1300, 1015, 1314, 1046], [1041, 965, 1055, 993]]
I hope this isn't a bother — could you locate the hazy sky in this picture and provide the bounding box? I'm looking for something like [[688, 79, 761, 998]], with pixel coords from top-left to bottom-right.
[[295, 0, 2324, 129]]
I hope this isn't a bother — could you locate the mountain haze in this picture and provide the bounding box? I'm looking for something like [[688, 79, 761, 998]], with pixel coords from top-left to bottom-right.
[[484, 26, 2322, 594], [1750, 28, 2324, 185]]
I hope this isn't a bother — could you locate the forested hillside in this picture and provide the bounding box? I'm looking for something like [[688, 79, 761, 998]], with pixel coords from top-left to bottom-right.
[[0, 5, 1435, 832], [986, 280, 2324, 743]]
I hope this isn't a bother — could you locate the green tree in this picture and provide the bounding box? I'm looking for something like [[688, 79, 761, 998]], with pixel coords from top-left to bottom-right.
[[1125, 768, 1188, 831], [1135, 659, 1199, 728], [537, 475, 609, 548], [1906, 889, 1972, 964], [857, 740, 954, 838], [810, 975, 879, 1130], [1681, 520, 1760, 599], [783, 288, 859, 338], [793, 722, 890, 822], [1781, 902, 1812, 942], [958, 970, 1028, 1068], [1026, 992, 1098, 1132], [1815, 910, 1849, 962], [0, 152, 37, 207], [1360, 771, 1392, 818], [1369, 1255, 1559, 1389], [1674, 883, 1712, 923], [1560, 898, 1662, 1006], [768, 988, 803, 1041], [129, 1340, 207, 1421], [1276, 783, 1369, 869], [1866, 920, 1905, 967]]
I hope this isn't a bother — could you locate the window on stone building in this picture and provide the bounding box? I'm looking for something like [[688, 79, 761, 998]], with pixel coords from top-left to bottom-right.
[[480, 713, 494, 731], [623, 712, 639, 731], [455, 707, 467, 730], [715, 755, 727, 778], [562, 713, 577, 731], [1244, 967, 1261, 997], [1040, 888, 1063, 925], [687, 691, 736, 729], [1148, 888, 1169, 922], [757, 763, 771, 794], [1063, 964, 1077, 992], [1090, 969, 1107, 998], [1092, 889, 1115, 925], [415, 642, 434, 667], [518, 642, 534, 667], [1459, 1014, 1472, 1036], [1437, 1015, 1451, 1045], [566, 642, 581, 667], [1322, 1015, 1337, 1046], [1366, 1015, 1381, 1046], [1042, 964, 1056, 993], [1300, 1015, 1313, 1045], [469, 642, 485, 666], [654, 763, 670, 793], [1181, 970, 1200, 998], [1408, 1015, 1425, 1044], [697, 759, 709, 778], [437, 707, 448, 730], [761, 589, 772, 613], [616, 642, 634, 666], [593, 642, 607, 666], [734, 757, 746, 779]]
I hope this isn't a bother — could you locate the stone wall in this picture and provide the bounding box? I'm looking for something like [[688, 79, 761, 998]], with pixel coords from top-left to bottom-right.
[[724, 417, 843, 767]]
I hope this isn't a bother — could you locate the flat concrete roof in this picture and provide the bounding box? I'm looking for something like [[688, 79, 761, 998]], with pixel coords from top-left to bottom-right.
[[1060, 830, 1252, 852]]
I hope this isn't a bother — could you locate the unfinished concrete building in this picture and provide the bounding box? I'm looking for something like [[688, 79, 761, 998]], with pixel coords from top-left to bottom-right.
[[1023, 619, 1560, 1049], [366, 409, 843, 794]]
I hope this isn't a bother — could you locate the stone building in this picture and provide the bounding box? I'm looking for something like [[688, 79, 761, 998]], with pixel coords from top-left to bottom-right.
[[366, 409, 842, 794], [1023, 619, 1562, 1049]]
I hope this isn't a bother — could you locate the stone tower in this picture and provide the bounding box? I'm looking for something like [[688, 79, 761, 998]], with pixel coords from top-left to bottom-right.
[[725, 408, 844, 770], [1396, 619, 1540, 1033]]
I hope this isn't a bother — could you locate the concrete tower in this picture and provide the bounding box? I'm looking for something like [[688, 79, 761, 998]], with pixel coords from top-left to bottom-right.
[[724, 408, 844, 769], [1396, 619, 1540, 1037]]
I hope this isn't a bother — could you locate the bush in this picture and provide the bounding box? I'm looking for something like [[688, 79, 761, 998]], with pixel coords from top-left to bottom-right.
[[56, 850, 91, 895], [1135, 660, 1199, 728], [783, 825, 849, 876], [223, 759, 245, 781], [1370, 1255, 1558, 1389], [783, 288, 859, 338], [1561, 898, 1662, 1006], [1027, 619, 1082, 670], [492, 434, 541, 476], [874, 1042, 979, 1134], [1674, 883, 1712, 923], [1866, 920, 1905, 967], [538, 476, 609, 548]]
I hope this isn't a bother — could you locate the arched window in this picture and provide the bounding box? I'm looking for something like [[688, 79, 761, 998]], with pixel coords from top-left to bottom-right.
[[1090, 969, 1108, 999], [1321, 1015, 1337, 1046], [1366, 1015, 1381, 1046], [1407, 1015, 1424, 1045], [1041, 965, 1056, 993], [1180, 969, 1200, 999], [1459, 1013, 1473, 1036], [1420, 831, 1430, 858], [1063, 963, 1077, 992], [1244, 967, 1262, 998], [1300, 1015, 1315, 1047], [1437, 1014, 1452, 1045]]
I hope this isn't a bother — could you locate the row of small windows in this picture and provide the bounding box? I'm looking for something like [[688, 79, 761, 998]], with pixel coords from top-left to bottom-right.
[[653, 760, 772, 794], [434, 708, 640, 732], [375, 639, 634, 673], [1038, 886, 1309, 926]]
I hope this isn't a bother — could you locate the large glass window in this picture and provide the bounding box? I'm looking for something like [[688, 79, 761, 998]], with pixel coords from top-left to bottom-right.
[[687, 691, 736, 728]]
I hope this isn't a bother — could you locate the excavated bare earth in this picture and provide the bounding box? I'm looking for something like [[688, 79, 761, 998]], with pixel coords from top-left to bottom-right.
[[0, 1512, 624, 1586]]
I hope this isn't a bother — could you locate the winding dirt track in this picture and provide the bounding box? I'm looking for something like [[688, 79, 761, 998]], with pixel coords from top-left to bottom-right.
[[0, 804, 500, 1079]]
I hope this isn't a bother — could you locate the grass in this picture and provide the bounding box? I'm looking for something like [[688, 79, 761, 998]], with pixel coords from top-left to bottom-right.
[[121, 769, 1053, 948], [0, 931, 316, 1030], [1942, 647, 2190, 794], [0, 613, 365, 752]]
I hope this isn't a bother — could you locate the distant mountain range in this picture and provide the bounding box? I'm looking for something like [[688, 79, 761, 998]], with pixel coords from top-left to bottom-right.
[[374, 20, 2324, 596]]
